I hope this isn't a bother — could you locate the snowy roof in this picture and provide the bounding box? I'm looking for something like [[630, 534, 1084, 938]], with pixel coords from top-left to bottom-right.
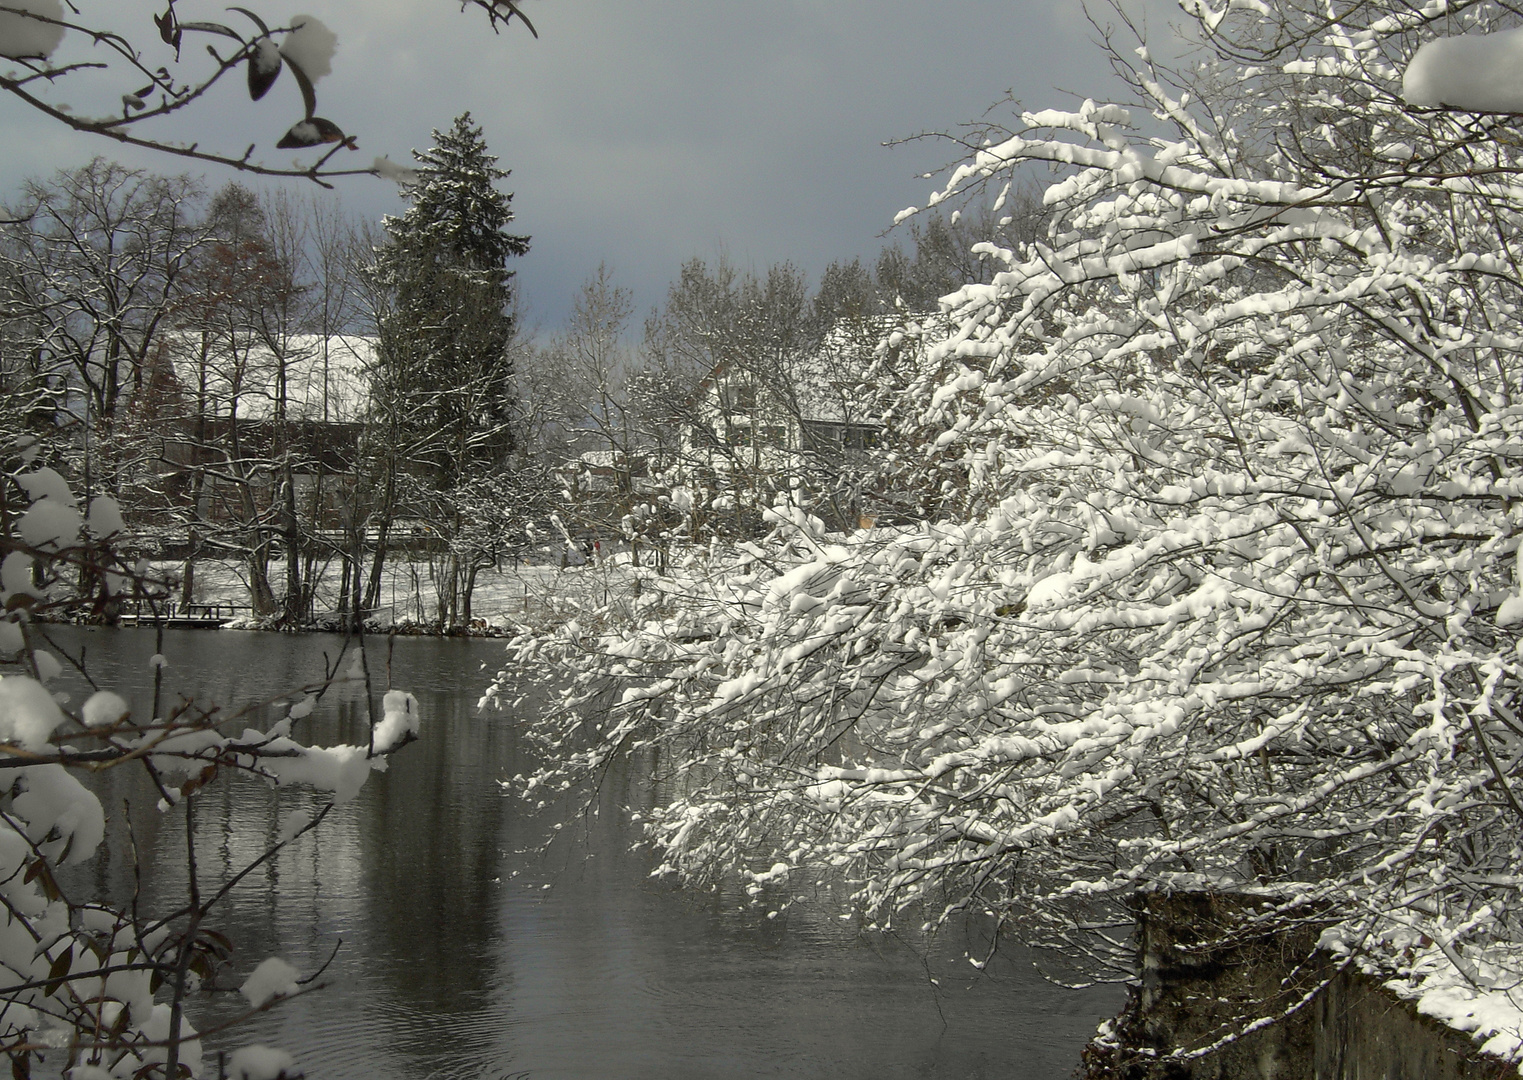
[[577, 449, 630, 468], [788, 323, 880, 425], [160, 333, 375, 423]]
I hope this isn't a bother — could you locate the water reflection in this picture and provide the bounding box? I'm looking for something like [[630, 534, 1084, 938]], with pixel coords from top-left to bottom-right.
[[42, 626, 1122, 1079]]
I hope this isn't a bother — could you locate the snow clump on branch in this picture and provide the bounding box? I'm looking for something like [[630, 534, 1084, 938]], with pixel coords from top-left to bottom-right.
[[0, 465, 424, 1071], [240, 957, 302, 1008], [372, 155, 420, 183], [1404, 28, 1523, 112], [278, 13, 336, 81], [0, 0, 64, 60]]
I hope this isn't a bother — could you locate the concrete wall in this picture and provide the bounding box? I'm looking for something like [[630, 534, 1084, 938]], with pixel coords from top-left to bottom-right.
[[1081, 891, 1515, 1080]]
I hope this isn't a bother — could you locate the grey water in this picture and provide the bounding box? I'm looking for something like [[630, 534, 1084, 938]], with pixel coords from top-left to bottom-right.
[[42, 625, 1123, 1080]]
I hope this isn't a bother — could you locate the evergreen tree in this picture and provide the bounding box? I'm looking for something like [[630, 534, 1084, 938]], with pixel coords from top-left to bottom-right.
[[364, 113, 529, 627], [369, 112, 528, 489]]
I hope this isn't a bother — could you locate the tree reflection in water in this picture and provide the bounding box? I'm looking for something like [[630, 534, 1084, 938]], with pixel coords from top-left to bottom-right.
[[47, 626, 1120, 1079]]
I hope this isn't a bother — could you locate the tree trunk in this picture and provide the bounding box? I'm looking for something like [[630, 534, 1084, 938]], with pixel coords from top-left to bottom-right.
[[180, 526, 200, 611], [349, 523, 365, 629], [248, 548, 277, 616], [281, 466, 304, 624], [362, 464, 397, 614]]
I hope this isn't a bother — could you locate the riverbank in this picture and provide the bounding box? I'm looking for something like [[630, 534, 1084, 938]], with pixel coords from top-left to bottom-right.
[[107, 555, 650, 635], [1081, 891, 1523, 1078]]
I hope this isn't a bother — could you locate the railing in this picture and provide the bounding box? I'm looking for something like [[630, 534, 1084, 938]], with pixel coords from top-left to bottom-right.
[[120, 601, 254, 624]]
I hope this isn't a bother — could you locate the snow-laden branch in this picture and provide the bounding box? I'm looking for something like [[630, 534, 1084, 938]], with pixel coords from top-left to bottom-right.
[[499, 0, 1523, 1053], [0, 1, 535, 184]]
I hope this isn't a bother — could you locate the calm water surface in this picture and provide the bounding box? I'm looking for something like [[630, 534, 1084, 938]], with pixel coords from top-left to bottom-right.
[[43, 626, 1123, 1080]]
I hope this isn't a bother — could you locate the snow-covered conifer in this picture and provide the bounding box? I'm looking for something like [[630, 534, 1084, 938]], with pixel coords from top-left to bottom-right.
[[368, 112, 528, 487], [364, 113, 530, 627]]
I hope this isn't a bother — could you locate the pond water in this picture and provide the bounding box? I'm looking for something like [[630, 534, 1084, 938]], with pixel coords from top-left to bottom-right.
[[41, 625, 1123, 1080]]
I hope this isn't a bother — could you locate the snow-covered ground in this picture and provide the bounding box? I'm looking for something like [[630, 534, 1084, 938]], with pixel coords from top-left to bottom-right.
[[147, 552, 647, 632]]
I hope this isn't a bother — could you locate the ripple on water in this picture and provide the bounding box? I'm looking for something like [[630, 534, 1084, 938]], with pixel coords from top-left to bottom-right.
[[39, 626, 1123, 1080]]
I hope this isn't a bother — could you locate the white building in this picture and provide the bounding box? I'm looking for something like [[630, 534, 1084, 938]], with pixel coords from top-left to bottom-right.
[[158, 332, 374, 422]]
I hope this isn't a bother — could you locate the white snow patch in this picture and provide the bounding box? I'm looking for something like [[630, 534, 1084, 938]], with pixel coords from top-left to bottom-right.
[[372, 689, 420, 753], [84, 496, 124, 538], [15, 467, 73, 506], [81, 690, 128, 728], [146, 727, 226, 780], [279, 14, 335, 81], [277, 807, 312, 844], [252, 37, 281, 75], [0, 676, 66, 749], [137, 1005, 201, 1075], [240, 957, 301, 1008], [12, 764, 104, 864], [258, 738, 370, 803], [0, 0, 64, 62], [17, 500, 80, 549], [372, 156, 419, 183], [1405, 29, 1523, 112], [283, 119, 320, 145], [0, 551, 39, 602], [32, 649, 59, 683]]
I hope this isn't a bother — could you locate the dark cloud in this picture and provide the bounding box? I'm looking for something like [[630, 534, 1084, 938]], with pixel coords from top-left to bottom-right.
[[0, 0, 1186, 329]]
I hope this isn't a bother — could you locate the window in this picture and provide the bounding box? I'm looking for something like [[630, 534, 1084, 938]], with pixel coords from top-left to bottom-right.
[[719, 379, 757, 413], [803, 421, 879, 452], [846, 424, 879, 450]]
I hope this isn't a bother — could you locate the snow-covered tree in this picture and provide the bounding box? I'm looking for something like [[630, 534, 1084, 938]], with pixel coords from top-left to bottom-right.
[[499, 0, 1523, 1066], [368, 112, 527, 487], [637, 259, 812, 538], [0, 161, 205, 438], [529, 266, 664, 553], [364, 112, 529, 628]]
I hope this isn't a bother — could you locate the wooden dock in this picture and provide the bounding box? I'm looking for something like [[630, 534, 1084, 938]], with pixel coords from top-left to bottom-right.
[[117, 601, 252, 628]]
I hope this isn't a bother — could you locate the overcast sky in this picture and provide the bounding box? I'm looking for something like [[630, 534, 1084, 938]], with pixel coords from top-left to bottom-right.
[[1, 0, 1184, 332]]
